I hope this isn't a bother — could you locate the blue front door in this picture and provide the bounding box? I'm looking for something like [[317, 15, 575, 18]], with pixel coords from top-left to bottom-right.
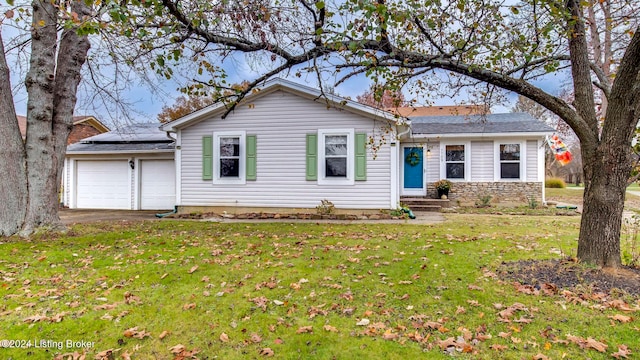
[[403, 147, 424, 193]]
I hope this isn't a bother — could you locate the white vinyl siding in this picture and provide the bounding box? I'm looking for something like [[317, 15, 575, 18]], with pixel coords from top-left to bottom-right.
[[470, 141, 494, 181], [526, 140, 538, 181], [178, 90, 393, 209], [425, 142, 440, 183]]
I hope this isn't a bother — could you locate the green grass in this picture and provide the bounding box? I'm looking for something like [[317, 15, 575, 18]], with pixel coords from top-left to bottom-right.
[[0, 216, 637, 359]]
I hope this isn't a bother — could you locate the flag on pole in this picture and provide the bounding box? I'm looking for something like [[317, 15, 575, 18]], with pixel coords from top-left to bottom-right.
[[546, 135, 572, 166]]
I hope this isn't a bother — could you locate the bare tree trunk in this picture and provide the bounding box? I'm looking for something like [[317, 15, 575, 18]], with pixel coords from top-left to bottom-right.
[[0, 33, 27, 236], [578, 140, 630, 267], [22, 0, 62, 234], [18, 0, 91, 235]]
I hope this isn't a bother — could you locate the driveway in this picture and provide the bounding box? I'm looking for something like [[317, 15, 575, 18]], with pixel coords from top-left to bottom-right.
[[59, 209, 162, 225]]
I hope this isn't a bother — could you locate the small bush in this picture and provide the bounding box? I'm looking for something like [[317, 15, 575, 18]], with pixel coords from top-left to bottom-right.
[[475, 194, 492, 208], [545, 177, 566, 188], [527, 196, 539, 209], [316, 199, 335, 215]]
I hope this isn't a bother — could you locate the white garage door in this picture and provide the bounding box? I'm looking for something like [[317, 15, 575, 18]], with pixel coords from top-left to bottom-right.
[[140, 160, 175, 210], [76, 160, 130, 209]]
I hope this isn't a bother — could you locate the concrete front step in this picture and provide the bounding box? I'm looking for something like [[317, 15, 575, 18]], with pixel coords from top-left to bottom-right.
[[401, 197, 451, 212]]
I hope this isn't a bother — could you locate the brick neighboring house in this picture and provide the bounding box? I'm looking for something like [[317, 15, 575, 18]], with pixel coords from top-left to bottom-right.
[[17, 115, 110, 144]]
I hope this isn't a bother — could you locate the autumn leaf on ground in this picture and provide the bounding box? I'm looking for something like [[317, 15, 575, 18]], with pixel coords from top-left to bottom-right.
[[585, 337, 608, 352], [259, 348, 275, 357], [94, 349, 114, 360], [250, 333, 262, 343], [612, 344, 632, 359], [250, 296, 269, 311], [323, 325, 338, 332], [159, 330, 170, 340], [123, 327, 150, 339], [532, 354, 549, 360], [219, 333, 229, 343], [94, 303, 120, 311], [296, 326, 313, 334], [489, 344, 507, 351], [182, 303, 196, 310], [124, 292, 142, 305], [608, 314, 632, 323], [188, 265, 198, 274]]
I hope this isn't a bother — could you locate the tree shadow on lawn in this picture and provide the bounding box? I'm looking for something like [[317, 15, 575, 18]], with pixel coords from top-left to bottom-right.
[[499, 259, 640, 297]]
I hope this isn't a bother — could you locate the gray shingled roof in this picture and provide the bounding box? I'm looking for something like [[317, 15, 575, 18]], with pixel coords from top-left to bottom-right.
[[67, 123, 174, 153], [409, 113, 555, 135]]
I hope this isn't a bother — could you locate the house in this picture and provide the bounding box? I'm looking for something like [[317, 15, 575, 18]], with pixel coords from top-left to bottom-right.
[[18, 115, 110, 144], [62, 123, 176, 210], [63, 79, 554, 212]]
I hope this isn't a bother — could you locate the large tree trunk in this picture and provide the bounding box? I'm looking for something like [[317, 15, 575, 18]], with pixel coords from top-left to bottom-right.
[[22, 0, 62, 233], [0, 33, 28, 236], [578, 140, 631, 267], [0, 0, 92, 236]]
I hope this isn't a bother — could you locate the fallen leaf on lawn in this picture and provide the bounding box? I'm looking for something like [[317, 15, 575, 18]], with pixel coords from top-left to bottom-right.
[[94, 349, 114, 360], [437, 337, 457, 350], [296, 326, 313, 334], [121, 351, 132, 360], [23, 314, 48, 323], [250, 333, 262, 343], [356, 318, 370, 326], [489, 344, 507, 351], [123, 327, 150, 339], [585, 337, 607, 352], [94, 303, 120, 311], [160, 273, 168, 279], [274, 338, 283, 344], [532, 354, 549, 360], [188, 265, 198, 274], [159, 330, 169, 340], [456, 306, 466, 315], [498, 332, 511, 338], [323, 325, 338, 332], [201, 276, 210, 282], [259, 348, 274, 357], [612, 344, 632, 359], [182, 303, 196, 310], [273, 300, 284, 306], [609, 314, 632, 323], [382, 329, 399, 340], [219, 333, 229, 343]]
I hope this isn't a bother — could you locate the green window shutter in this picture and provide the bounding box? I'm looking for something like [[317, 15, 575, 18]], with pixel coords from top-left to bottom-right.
[[246, 135, 257, 181], [202, 135, 213, 180], [355, 132, 367, 181], [306, 134, 318, 180]]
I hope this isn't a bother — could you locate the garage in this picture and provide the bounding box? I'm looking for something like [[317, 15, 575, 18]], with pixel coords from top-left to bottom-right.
[[76, 160, 131, 209], [63, 123, 176, 210], [140, 159, 175, 210]]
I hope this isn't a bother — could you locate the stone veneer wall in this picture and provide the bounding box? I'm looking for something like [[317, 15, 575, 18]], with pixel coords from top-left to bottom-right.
[[427, 182, 543, 205]]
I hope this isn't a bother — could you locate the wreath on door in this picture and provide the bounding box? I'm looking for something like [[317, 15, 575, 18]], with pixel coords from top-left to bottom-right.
[[405, 150, 421, 166]]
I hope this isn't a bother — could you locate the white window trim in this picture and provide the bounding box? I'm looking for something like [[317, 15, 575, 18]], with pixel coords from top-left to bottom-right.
[[494, 140, 526, 181], [318, 129, 355, 186], [440, 141, 470, 181], [213, 130, 246, 185]]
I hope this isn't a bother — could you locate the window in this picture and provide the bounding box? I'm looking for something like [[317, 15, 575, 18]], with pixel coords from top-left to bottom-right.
[[213, 131, 246, 184], [499, 143, 520, 179], [445, 145, 465, 179], [325, 135, 348, 177], [219, 137, 240, 177], [317, 129, 354, 185]]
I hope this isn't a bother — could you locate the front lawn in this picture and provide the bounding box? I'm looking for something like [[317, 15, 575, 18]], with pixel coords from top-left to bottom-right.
[[0, 215, 638, 359]]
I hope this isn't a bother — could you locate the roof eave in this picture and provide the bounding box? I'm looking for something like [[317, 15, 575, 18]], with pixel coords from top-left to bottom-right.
[[409, 131, 554, 138], [66, 149, 175, 155]]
